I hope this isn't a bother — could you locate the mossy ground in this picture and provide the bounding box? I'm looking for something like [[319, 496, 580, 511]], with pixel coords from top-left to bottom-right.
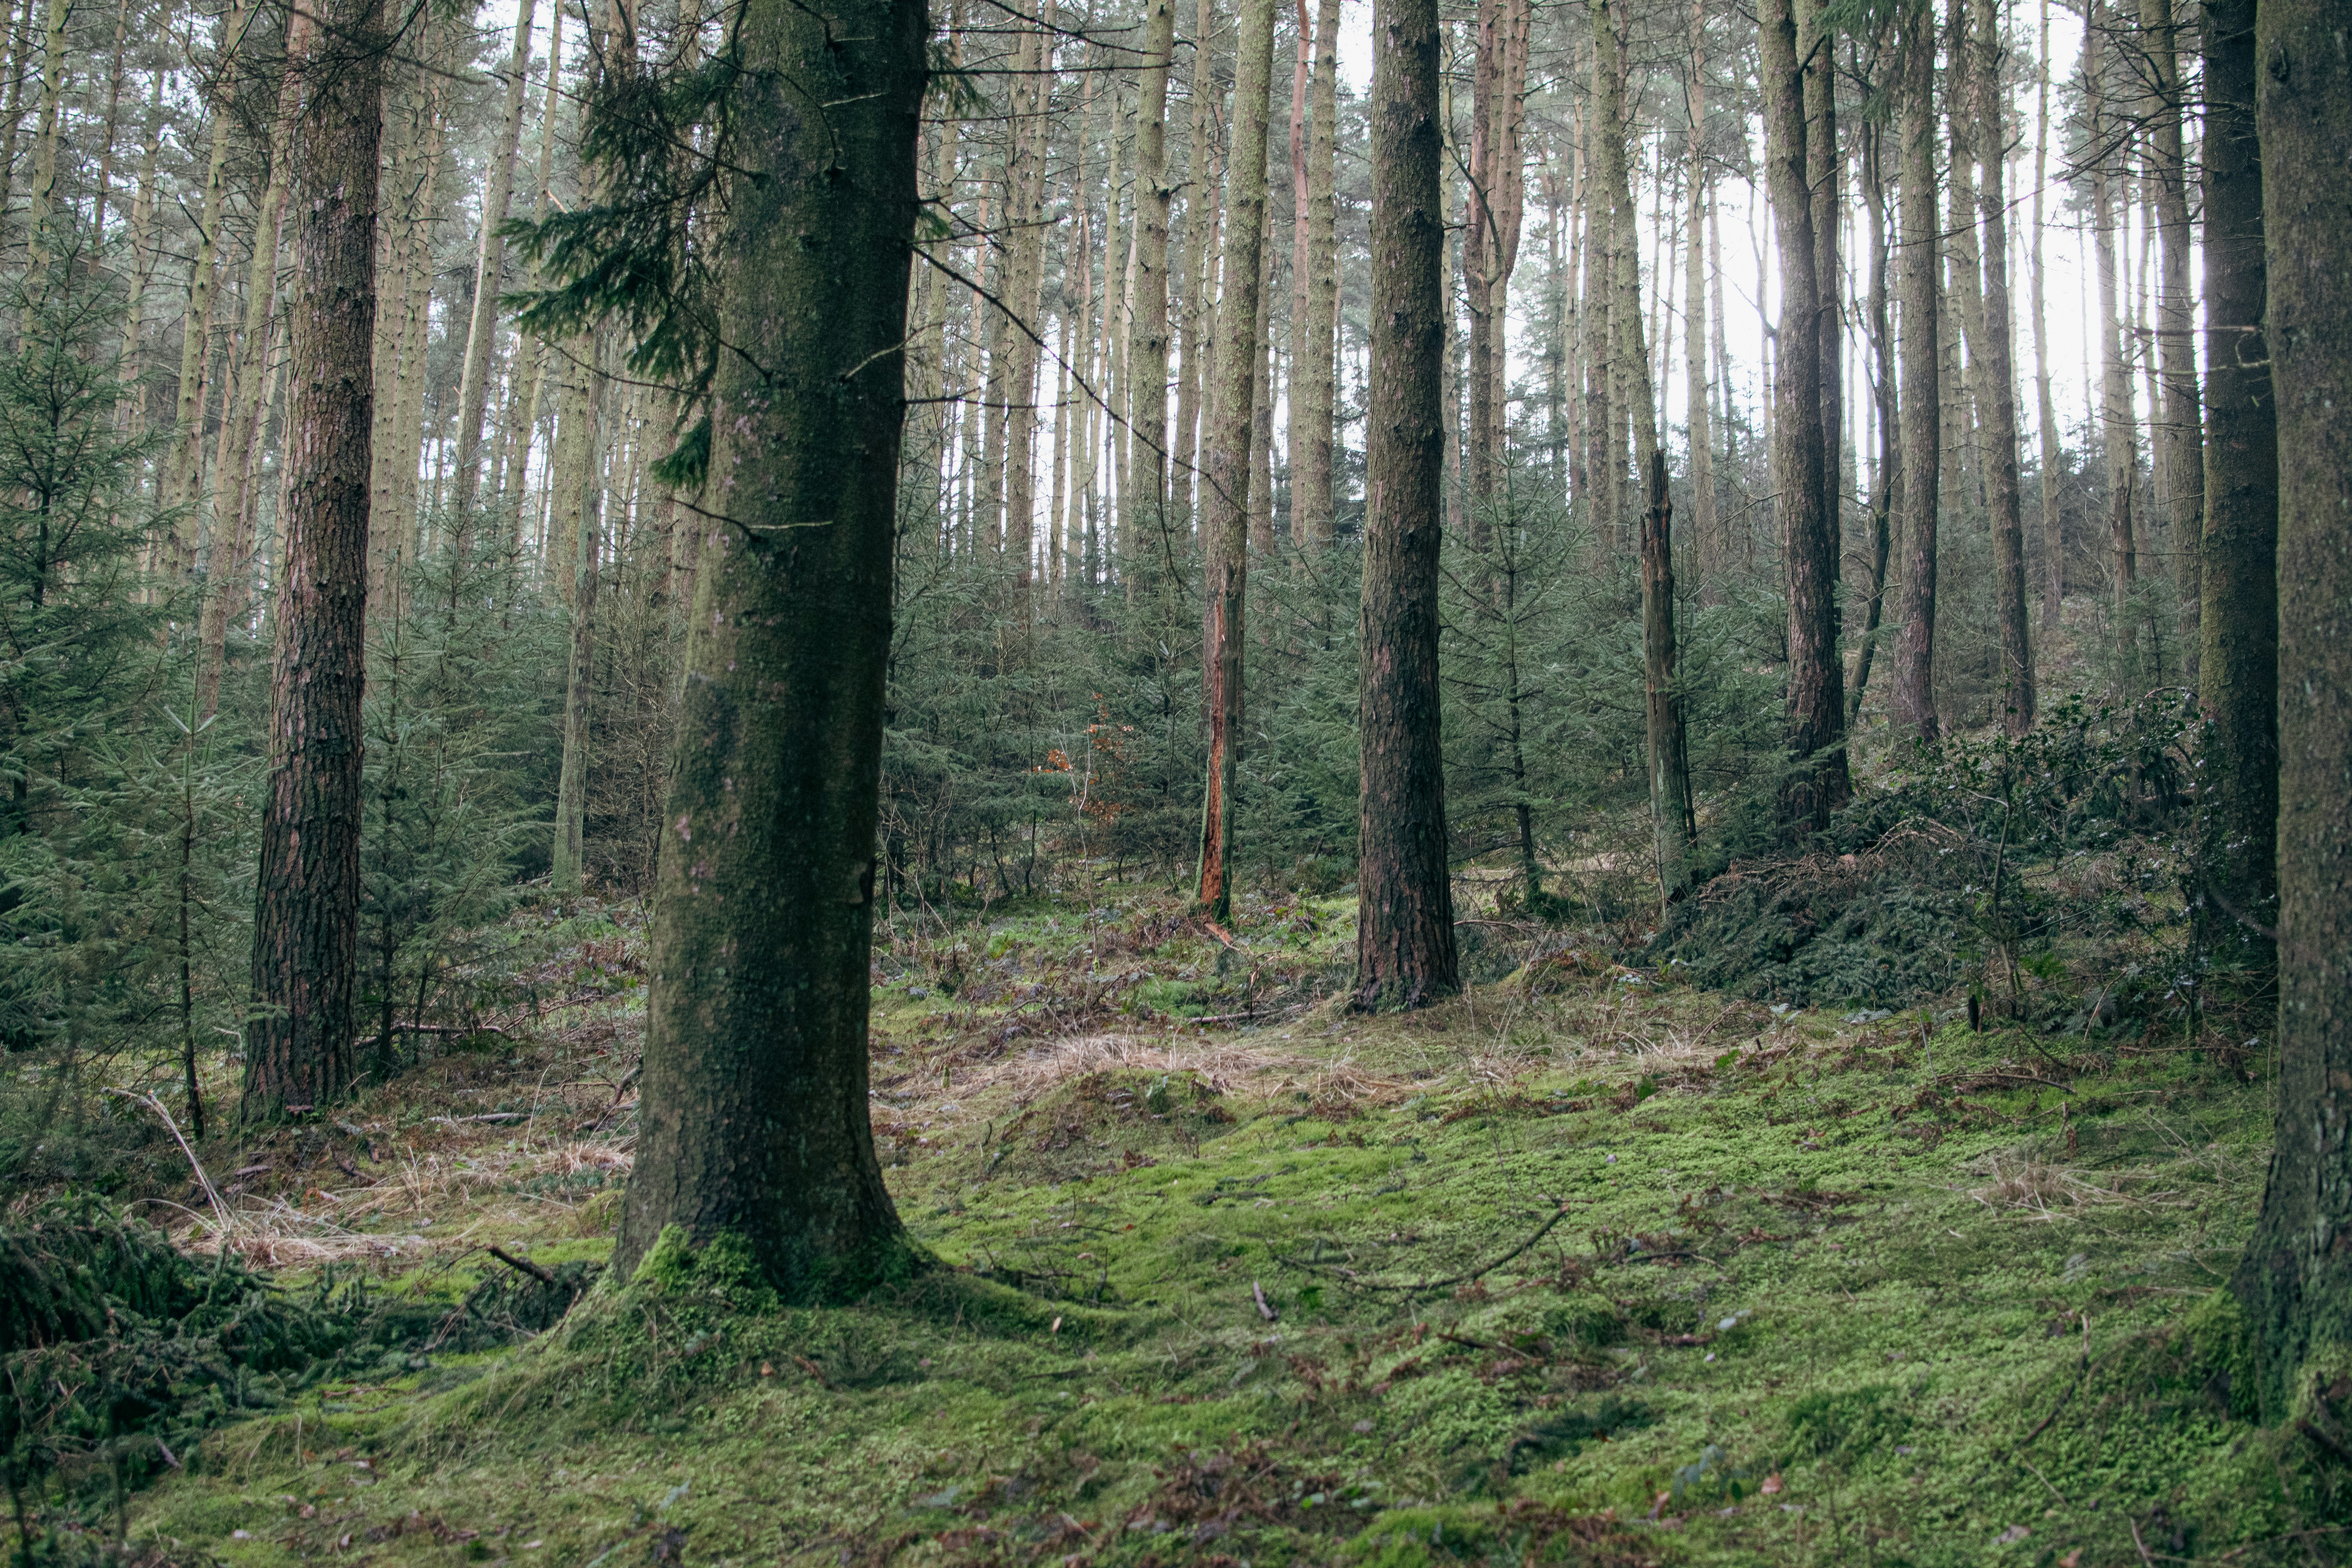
[[56, 886, 2346, 1566]]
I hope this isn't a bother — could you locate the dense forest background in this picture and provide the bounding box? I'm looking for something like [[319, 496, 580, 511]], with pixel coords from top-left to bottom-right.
[[0, 0, 2256, 1131]]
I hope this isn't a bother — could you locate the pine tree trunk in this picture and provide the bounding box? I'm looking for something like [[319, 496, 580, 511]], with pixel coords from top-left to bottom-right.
[[1175, 0, 1221, 524], [1762, 0, 1847, 825], [550, 335, 603, 896], [498, 2, 564, 524], [1681, 0, 1715, 592], [1194, 0, 1273, 921], [1593, 0, 1655, 488], [1641, 450, 1693, 904], [2232, 0, 2350, 1422], [450, 0, 537, 526], [1849, 105, 1897, 728], [196, 25, 304, 720], [1800, 0, 1840, 556], [1000, 2, 1055, 599], [242, 0, 385, 1120], [613, 0, 925, 1296], [1969, 0, 2034, 731], [2136, 0, 2199, 682], [1292, 0, 1337, 551], [2086, 2, 2139, 689], [21, 0, 69, 303], [1353, 0, 1457, 1009], [2030, 0, 2063, 630], [1891, 0, 1940, 743], [1127, 0, 1178, 584], [2193, 0, 2276, 944]]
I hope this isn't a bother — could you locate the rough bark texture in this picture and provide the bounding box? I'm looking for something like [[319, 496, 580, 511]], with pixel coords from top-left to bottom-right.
[[1193, 0, 1274, 922], [241, 0, 384, 1120], [1592, 0, 1655, 487], [1127, 0, 1176, 579], [2193, 0, 2276, 946], [1761, 0, 1847, 826], [1798, 0, 1840, 569], [1293, 0, 1338, 550], [1891, 0, 1940, 743], [2136, 0, 2199, 681], [2232, 0, 2351, 1422], [1352, 0, 1457, 1011], [1641, 450, 1692, 904], [1969, 0, 2034, 732], [614, 0, 927, 1295], [1849, 108, 1898, 727]]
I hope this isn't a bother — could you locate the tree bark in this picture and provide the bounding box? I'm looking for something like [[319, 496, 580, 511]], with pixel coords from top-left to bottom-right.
[[2030, 0, 2063, 630], [2232, 0, 2350, 1422], [1127, 0, 1178, 584], [2137, 0, 2199, 682], [1969, 0, 2034, 731], [614, 0, 926, 1296], [2087, 1, 2140, 690], [1353, 0, 1457, 1009], [2193, 0, 2276, 945], [1762, 0, 1848, 826], [1681, 0, 1715, 591], [1641, 450, 1693, 904], [1193, 0, 1273, 921], [1593, 0, 1656, 494], [1849, 102, 1898, 728], [1891, 0, 1940, 742], [451, 0, 537, 525], [241, 0, 384, 1120], [1291, 0, 1337, 552]]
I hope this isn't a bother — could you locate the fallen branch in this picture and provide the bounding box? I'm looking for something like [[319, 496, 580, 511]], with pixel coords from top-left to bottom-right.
[[1308, 1207, 1574, 1294], [486, 1246, 560, 1287], [1252, 1279, 1278, 1321]]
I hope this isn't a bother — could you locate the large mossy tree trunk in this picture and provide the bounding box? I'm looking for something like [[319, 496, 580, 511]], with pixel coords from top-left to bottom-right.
[[2232, 0, 2351, 1423], [1352, 0, 1457, 1011], [1760, 0, 1847, 829], [241, 0, 384, 1120], [2194, 0, 2277, 949], [614, 0, 928, 1296]]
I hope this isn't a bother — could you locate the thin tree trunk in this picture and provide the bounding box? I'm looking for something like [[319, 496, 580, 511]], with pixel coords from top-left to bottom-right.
[[1127, 0, 1178, 585], [451, 0, 537, 525], [1848, 102, 1898, 728], [2137, 0, 2199, 682], [1292, 0, 1337, 551], [1891, 0, 1940, 742], [1175, 0, 1222, 523], [1193, 0, 1274, 921], [2030, 0, 2062, 630], [2087, 1, 2139, 690], [1641, 449, 1693, 904], [242, 0, 385, 1119], [1354, 0, 1457, 1009], [1762, 0, 1848, 825], [499, 1, 564, 522], [1593, 0, 1656, 492], [21, 0, 69, 303], [1970, 0, 2034, 730], [1682, 0, 1715, 593]]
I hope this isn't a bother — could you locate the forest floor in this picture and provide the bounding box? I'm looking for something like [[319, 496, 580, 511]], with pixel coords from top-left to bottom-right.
[[71, 882, 2339, 1567]]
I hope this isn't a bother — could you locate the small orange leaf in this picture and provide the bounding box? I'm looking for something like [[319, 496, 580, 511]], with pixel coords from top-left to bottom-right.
[[2060, 1553, 2082, 1568], [1760, 1474, 1784, 1495]]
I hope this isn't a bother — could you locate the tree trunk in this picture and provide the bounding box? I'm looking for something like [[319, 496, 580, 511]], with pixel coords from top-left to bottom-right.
[[1762, 0, 1848, 826], [1193, 0, 1273, 922], [451, 0, 537, 525], [2232, 0, 2350, 1424], [2193, 0, 2276, 946], [2087, 2, 2139, 690], [1849, 104, 1898, 728], [2136, 0, 2199, 683], [549, 333, 604, 895], [241, 0, 385, 1120], [1000, 1, 1056, 600], [1127, 0, 1178, 584], [498, 1, 564, 522], [20, 0, 68, 303], [2030, 0, 2063, 630], [1681, 0, 1715, 592], [1641, 450, 1693, 904], [1593, 0, 1656, 493], [1175, 0, 1222, 523], [613, 0, 925, 1298], [1969, 0, 2033, 731], [1292, 0, 1337, 551], [1891, 0, 1940, 743], [1353, 0, 1457, 1009], [1800, 0, 1840, 568]]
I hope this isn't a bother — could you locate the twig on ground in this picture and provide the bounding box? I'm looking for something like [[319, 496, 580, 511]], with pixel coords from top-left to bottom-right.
[[1251, 1279, 1278, 1321], [103, 1088, 232, 1238], [486, 1246, 561, 1287]]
